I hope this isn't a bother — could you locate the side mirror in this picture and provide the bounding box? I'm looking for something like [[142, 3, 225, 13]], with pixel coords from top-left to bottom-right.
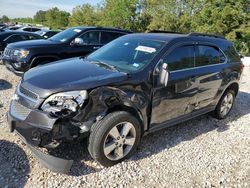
[[160, 63, 169, 86], [72, 37, 84, 46]]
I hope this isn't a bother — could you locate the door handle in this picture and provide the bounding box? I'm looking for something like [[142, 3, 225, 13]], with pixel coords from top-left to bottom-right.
[[93, 46, 100, 50]]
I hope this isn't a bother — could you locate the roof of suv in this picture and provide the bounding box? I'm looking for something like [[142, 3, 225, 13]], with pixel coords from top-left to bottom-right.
[[127, 32, 229, 45], [71, 26, 132, 33]]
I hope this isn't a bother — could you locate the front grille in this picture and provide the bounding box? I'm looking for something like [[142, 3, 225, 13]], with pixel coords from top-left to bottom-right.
[[19, 85, 38, 100], [12, 100, 31, 120], [3, 48, 14, 57]]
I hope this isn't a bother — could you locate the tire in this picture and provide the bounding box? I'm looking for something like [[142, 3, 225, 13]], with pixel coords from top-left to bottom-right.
[[88, 111, 141, 167], [213, 89, 235, 119]]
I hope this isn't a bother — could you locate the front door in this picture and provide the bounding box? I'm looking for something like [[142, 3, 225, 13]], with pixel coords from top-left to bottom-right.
[[66, 31, 102, 58], [151, 44, 198, 126]]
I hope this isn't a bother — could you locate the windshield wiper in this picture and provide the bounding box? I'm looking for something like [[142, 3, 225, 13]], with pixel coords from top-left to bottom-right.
[[91, 60, 118, 71]]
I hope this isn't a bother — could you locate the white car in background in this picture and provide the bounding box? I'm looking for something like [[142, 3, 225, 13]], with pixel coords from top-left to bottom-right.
[[241, 56, 250, 67]]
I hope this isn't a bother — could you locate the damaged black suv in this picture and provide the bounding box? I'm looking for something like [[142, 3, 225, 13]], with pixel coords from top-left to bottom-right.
[[8, 32, 243, 173]]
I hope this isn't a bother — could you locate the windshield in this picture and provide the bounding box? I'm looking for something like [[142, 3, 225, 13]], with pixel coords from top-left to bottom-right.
[[49, 28, 83, 42], [87, 36, 165, 73]]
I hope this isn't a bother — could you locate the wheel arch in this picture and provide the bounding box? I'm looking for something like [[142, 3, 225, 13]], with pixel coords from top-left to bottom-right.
[[225, 82, 239, 96], [30, 55, 60, 68], [106, 104, 145, 134]]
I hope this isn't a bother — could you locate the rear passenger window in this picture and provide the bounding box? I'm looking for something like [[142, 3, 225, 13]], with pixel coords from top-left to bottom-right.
[[27, 35, 41, 40], [101, 32, 123, 44], [196, 45, 225, 67], [163, 45, 195, 71]]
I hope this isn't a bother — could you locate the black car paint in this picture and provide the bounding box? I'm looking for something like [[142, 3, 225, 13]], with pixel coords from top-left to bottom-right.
[[2, 27, 131, 74], [8, 33, 242, 173], [0, 31, 43, 52]]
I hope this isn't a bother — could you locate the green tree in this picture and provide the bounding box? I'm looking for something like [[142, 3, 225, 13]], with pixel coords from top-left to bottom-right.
[[34, 10, 47, 24], [1, 15, 10, 23], [146, 0, 204, 32], [99, 0, 144, 31], [45, 7, 70, 29], [192, 0, 250, 55], [69, 4, 100, 26]]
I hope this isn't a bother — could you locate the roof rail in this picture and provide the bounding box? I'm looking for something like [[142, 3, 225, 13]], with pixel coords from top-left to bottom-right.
[[188, 32, 225, 39], [148, 30, 184, 34]]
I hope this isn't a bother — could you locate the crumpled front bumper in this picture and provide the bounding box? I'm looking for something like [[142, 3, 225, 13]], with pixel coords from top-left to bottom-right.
[[8, 100, 74, 173]]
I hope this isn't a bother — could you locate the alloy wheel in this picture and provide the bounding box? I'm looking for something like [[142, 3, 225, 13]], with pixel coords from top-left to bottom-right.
[[220, 92, 234, 117], [103, 122, 136, 161]]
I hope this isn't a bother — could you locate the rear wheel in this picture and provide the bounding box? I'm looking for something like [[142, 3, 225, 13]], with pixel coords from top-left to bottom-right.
[[88, 111, 141, 167], [214, 89, 235, 119]]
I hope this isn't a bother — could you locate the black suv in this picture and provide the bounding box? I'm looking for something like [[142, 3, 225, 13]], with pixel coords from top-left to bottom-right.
[[2, 26, 131, 75], [8, 32, 243, 173], [0, 31, 43, 55]]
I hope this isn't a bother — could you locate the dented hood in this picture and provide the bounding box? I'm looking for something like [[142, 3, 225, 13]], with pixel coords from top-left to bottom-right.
[[22, 57, 128, 98]]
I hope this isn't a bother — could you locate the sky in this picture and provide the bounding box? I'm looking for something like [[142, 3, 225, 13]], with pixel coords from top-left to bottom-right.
[[0, 0, 103, 18]]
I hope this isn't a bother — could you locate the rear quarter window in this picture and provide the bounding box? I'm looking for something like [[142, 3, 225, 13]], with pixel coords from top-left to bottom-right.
[[223, 44, 241, 63], [195, 45, 226, 67]]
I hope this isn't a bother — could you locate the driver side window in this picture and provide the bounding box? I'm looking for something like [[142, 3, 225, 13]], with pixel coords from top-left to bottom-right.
[[79, 31, 100, 45], [163, 45, 195, 71]]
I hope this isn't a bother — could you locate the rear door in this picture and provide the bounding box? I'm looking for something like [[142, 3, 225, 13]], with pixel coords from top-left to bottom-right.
[[101, 31, 125, 45], [195, 43, 226, 108], [151, 43, 198, 126]]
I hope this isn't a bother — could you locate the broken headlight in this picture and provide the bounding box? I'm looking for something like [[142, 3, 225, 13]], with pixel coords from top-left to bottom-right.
[[41, 90, 88, 116]]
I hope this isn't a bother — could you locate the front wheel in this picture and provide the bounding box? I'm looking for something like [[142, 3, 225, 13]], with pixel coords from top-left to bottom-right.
[[214, 89, 235, 119], [88, 111, 141, 167]]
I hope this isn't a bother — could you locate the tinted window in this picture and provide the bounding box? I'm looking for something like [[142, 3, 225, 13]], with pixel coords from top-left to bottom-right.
[[223, 44, 240, 63], [26, 34, 42, 40], [5, 35, 26, 43], [80, 31, 100, 45], [31, 28, 41, 32], [101, 31, 124, 44], [163, 45, 195, 71], [23, 28, 32, 32], [44, 31, 59, 38], [196, 45, 225, 66]]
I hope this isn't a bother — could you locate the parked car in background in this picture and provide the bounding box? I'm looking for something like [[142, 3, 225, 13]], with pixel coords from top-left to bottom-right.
[[0, 30, 43, 56], [2, 26, 132, 75], [36, 30, 61, 39], [17, 27, 42, 32], [241, 55, 250, 67], [7, 32, 243, 172], [4, 26, 22, 31]]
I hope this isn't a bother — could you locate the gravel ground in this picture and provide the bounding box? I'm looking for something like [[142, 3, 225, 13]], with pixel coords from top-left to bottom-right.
[[0, 64, 250, 188]]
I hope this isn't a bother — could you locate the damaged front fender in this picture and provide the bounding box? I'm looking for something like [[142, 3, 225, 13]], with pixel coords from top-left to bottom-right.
[[73, 85, 150, 131]]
